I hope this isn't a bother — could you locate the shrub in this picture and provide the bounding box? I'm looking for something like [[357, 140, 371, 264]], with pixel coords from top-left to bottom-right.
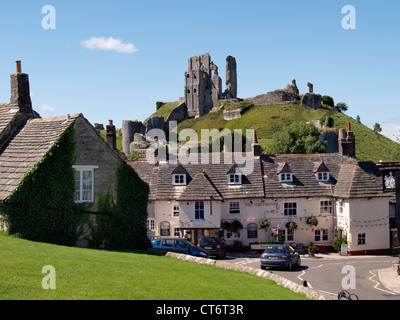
[[332, 236, 347, 252], [269, 231, 284, 244], [321, 95, 334, 107], [156, 101, 163, 110]]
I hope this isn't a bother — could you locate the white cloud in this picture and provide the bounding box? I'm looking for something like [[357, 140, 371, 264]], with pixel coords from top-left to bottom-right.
[[381, 118, 400, 142], [81, 37, 138, 53], [39, 104, 57, 113]]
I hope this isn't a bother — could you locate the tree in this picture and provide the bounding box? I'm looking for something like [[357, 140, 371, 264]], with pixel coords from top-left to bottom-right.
[[356, 115, 361, 123], [335, 102, 348, 112], [373, 122, 382, 135], [269, 122, 327, 154]]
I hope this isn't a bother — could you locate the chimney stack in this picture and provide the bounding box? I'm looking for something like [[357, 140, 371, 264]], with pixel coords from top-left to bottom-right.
[[338, 123, 356, 158], [10, 60, 32, 114], [106, 120, 117, 150]]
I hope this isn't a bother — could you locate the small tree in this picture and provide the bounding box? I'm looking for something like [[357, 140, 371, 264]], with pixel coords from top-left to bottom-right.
[[373, 122, 382, 135], [335, 102, 348, 112]]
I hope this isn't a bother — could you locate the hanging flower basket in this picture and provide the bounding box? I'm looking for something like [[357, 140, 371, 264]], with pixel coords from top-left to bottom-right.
[[286, 221, 298, 230], [259, 219, 271, 229], [306, 216, 319, 227]]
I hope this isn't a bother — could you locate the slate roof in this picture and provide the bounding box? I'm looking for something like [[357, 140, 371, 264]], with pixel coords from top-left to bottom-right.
[[0, 114, 81, 201], [261, 154, 386, 199], [130, 154, 265, 201], [0, 103, 19, 136], [131, 152, 387, 202]]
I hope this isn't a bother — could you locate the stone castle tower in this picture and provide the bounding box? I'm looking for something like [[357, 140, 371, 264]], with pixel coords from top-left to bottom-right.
[[184, 53, 237, 118]]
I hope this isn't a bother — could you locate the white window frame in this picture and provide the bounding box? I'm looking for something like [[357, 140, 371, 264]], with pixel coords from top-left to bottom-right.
[[173, 227, 181, 237], [226, 230, 241, 240], [280, 173, 293, 183], [229, 201, 241, 214], [195, 201, 205, 220], [173, 204, 180, 217], [147, 218, 155, 231], [314, 229, 329, 242], [320, 200, 333, 214], [316, 172, 330, 182], [228, 173, 242, 185], [284, 202, 297, 216], [172, 174, 186, 186], [357, 232, 367, 246], [73, 165, 98, 203], [338, 200, 345, 215], [286, 228, 295, 242]]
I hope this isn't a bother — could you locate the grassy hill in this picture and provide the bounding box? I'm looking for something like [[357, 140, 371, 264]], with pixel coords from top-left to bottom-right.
[[0, 232, 307, 300], [173, 102, 400, 162]]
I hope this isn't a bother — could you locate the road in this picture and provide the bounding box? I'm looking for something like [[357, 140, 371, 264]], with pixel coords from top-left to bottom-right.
[[227, 253, 400, 300]]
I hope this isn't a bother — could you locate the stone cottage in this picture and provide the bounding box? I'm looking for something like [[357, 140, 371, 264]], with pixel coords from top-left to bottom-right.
[[0, 61, 148, 248]]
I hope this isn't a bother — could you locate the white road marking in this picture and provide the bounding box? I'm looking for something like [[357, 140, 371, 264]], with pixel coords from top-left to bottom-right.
[[297, 270, 313, 289], [368, 269, 396, 295]]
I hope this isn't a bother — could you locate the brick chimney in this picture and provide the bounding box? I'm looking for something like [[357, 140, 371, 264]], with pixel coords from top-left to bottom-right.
[[10, 60, 32, 114], [106, 120, 116, 150], [338, 123, 356, 158]]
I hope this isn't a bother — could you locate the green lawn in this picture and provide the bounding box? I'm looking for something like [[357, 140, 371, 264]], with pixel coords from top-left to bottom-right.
[[0, 232, 308, 300]]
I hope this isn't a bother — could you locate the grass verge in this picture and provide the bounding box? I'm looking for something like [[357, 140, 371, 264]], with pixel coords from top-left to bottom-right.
[[0, 232, 308, 300]]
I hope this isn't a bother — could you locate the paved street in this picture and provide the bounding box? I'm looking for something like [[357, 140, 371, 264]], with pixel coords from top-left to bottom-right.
[[227, 253, 400, 300]]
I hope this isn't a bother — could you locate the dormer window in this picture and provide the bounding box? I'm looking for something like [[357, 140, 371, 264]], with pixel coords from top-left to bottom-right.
[[280, 173, 293, 182], [172, 164, 189, 186], [228, 173, 242, 185], [173, 174, 186, 186], [316, 172, 330, 182], [277, 162, 293, 183], [314, 162, 330, 183], [227, 163, 243, 185]]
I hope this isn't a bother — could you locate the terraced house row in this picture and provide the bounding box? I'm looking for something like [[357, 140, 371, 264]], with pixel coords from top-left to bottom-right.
[[131, 131, 399, 255]]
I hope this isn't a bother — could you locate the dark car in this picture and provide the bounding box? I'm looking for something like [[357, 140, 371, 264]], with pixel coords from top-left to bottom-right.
[[260, 244, 301, 271], [198, 236, 226, 259], [151, 238, 209, 258]]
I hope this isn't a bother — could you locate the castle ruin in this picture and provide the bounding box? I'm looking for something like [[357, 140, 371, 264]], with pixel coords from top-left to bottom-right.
[[184, 53, 237, 118]]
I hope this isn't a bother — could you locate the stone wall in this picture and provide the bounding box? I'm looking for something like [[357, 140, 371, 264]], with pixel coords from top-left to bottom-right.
[[73, 116, 122, 205]]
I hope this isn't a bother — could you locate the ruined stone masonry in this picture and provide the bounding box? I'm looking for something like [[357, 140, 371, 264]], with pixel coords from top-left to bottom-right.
[[184, 53, 238, 118]]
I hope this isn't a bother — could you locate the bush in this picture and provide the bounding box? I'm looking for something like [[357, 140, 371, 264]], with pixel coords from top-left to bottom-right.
[[321, 95, 334, 107], [332, 236, 347, 252], [156, 101, 163, 110], [269, 231, 284, 244]]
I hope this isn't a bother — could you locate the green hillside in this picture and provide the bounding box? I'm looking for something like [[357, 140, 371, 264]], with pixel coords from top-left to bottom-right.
[[173, 102, 400, 162]]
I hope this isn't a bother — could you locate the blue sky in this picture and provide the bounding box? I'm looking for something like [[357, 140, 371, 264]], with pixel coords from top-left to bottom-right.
[[0, 1, 399, 140]]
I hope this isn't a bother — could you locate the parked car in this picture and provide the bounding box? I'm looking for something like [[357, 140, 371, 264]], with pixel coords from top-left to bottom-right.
[[260, 244, 301, 271], [151, 238, 209, 258], [198, 236, 226, 259]]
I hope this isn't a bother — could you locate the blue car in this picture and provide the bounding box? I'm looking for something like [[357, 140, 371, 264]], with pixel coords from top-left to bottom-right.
[[151, 238, 209, 258], [260, 244, 301, 271]]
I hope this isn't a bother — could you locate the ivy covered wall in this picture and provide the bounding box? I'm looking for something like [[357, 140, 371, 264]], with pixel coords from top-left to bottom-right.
[[1, 116, 150, 250], [1, 124, 84, 245]]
